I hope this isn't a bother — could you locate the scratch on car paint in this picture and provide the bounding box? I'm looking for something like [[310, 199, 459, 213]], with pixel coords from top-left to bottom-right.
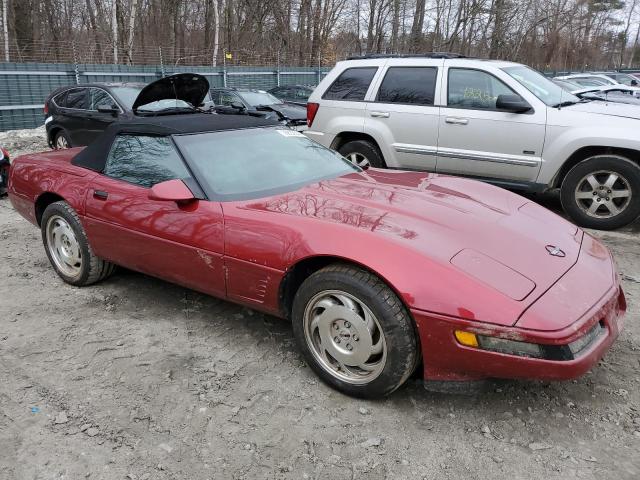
[[472, 327, 527, 342], [197, 250, 215, 268]]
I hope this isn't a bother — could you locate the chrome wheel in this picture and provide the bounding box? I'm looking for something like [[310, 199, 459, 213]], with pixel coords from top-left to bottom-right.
[[55, 134, 69, 149], [46, 215, 82, 278], [303, 290, 386, 385], [346, 152, 370, 168], [574, 170, 632, 218]]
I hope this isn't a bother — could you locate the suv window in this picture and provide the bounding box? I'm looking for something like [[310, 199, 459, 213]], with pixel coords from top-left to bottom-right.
[[322, 67, 377, 101], [64, 88, 88, 109], [448, 68, 515, 110], [104, 135, 191, 188], [377, 67, 437, 105], [53, 91, 68, 108], [90, 88, 118, 110]]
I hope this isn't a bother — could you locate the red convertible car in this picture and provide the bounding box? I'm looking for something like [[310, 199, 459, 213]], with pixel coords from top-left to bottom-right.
[[8, 114, 626, 398]]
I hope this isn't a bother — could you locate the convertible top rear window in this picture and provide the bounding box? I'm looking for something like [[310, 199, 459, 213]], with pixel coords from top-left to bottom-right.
[[174, 128, 359, 201]]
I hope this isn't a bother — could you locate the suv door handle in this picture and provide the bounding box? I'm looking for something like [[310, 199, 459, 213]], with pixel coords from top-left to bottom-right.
[[93, 190, 108, 200], [369, 111, 390, 118], [445, 117, 468, 125]]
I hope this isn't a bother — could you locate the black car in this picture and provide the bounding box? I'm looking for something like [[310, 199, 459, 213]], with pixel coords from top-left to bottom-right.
[[44, 74, 211, 148], [268, 85, 314, 105], [210, 88, 307, 129], [0, 146, 9, 195]]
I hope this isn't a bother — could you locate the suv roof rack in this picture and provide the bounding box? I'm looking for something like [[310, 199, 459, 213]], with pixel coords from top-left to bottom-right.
[[346, 52, 468, 60]]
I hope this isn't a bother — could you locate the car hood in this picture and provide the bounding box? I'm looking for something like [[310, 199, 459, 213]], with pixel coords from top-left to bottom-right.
[[256, 102, 306, 121], [132, 73, 209, 114], [243, 169, 584, 325], [561, 100, 640, 119]]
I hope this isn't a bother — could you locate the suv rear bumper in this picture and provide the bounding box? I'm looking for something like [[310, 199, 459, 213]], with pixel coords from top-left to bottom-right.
[[412, 283, 625, 382]]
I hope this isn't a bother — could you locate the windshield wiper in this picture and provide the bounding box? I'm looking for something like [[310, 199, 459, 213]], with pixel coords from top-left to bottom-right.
[[552, 100, 580, 108]]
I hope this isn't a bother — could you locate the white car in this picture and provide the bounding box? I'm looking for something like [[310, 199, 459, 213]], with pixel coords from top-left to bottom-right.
[[555, 73, 640, 97], [305, 54, 640, 229]]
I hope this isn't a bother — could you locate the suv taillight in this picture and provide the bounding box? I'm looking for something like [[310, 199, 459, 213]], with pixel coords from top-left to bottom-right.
[[307, 102, 319, 127], [43, 102, 48, 115]]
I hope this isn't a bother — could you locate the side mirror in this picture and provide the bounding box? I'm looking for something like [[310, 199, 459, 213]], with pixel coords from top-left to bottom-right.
[[496, 94, 532, 113], [631, 79, 638, 86], [97, 104, 119, 116], [230, 101, 245, 110], [148, 179, 195, 202]]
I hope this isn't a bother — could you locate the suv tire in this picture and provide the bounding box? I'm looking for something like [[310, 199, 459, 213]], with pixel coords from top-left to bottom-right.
[[338, 140, 385, 169], [54, 130, 71, 149], [560, 154, 640, 230]]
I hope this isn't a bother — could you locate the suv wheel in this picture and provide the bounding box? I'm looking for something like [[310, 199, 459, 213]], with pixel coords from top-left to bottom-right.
[[54, 131, 71, 149], [338, 140, 385, 169], [560, 154, 640, 230]]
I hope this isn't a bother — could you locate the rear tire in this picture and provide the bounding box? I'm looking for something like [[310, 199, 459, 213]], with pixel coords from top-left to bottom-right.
[[54, 131, 71, 149], [41, 201, 115, 286], [291, 264, 418, 398], [338, 140, 385, 169], [560, 155, 640, 230]]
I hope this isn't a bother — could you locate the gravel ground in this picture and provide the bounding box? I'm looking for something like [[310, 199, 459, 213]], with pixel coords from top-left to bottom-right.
[[0, 129, 639, 480]]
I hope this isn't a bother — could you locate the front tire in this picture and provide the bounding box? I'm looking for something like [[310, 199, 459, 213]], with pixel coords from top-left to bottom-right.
[[560, 155, 640, 230], [291, 264, 418, 398], [338, 140, 385, 169], [41, 201, 115, 286]]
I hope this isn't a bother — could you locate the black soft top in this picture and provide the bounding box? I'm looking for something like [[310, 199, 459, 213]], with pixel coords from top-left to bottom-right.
[[71, 113, 278, 172]]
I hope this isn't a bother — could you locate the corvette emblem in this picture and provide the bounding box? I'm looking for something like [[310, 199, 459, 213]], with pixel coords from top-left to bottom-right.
[[545, 245, 566, 257]]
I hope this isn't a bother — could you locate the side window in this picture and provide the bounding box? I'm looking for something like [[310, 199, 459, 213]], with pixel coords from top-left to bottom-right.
[[322, 67, 377, 101], [214, 91, 241, 107], [65, 88, 88, 109], [377, 67, 437, 105], [104, 135, 191, 188], [448, 68, 515, 110], [90, 88, 118, 110], [53, 91, 68, 107]]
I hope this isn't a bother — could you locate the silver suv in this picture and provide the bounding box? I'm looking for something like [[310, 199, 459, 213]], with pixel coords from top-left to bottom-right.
[[305, 54, 640, 230]]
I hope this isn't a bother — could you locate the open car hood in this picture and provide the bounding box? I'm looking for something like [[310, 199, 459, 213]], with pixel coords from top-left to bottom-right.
[[132, 73, 209, 114]]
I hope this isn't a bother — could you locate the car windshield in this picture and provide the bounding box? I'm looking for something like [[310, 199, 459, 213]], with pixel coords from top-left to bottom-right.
[[174, 128, 359, 200], [503, 66, 579, 106], [110, 86, 143, 108], [238, 91, 283, 106], [136, 98, 193, 112]]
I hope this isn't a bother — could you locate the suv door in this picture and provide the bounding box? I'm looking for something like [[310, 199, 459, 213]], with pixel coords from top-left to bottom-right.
[[58, 88, 89, 146], [85, 88, 121, 144], [436, 64, 546, 183], [83, 134, 226, 297], [364, 61, 442, 170]]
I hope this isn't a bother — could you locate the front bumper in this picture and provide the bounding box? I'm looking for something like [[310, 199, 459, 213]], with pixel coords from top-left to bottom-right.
[[412, 284, 625, 382]]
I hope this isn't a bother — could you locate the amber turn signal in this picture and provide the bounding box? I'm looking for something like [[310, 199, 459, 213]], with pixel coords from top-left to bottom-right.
[[454, 330, 479, 348]]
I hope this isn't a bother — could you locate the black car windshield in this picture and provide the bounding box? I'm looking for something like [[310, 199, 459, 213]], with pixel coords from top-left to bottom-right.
[[174, 128, 360, 200], [503, 66, 580, 106], [238, 91, 283, 106], [110, 86, 143, 108], [110, 86, 192, 111]]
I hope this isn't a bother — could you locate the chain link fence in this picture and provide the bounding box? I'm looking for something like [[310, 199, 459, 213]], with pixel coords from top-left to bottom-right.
[[0, 41, 339, 131]]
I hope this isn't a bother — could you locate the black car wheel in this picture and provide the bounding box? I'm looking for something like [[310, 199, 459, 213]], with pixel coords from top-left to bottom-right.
[[54, 131, 71, 149], [561, 155, 640, 230], [291, 264, 419, 398], [338, 140, 386, 169], [41, 201, 115, 286]]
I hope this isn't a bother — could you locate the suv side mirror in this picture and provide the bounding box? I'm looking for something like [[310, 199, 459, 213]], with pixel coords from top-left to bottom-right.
[[148, 179, 195, 203], [231, 101, 245, 110], [496, 94, 532, 113], [97, 104, 120, 116], [631, 79, 638, 86]]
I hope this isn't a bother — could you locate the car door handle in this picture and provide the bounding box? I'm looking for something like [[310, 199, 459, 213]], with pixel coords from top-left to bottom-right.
[[445, 117, 468, 125], [369, 111, 390, 118], [93, 190, 108, 200]]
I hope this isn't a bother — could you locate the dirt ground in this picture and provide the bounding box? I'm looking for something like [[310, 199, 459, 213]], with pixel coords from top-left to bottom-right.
[[0, 129, 639, 480]]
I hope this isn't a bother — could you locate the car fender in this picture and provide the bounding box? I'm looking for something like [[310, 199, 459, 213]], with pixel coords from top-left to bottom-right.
[[539, 122, 640, 185]]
